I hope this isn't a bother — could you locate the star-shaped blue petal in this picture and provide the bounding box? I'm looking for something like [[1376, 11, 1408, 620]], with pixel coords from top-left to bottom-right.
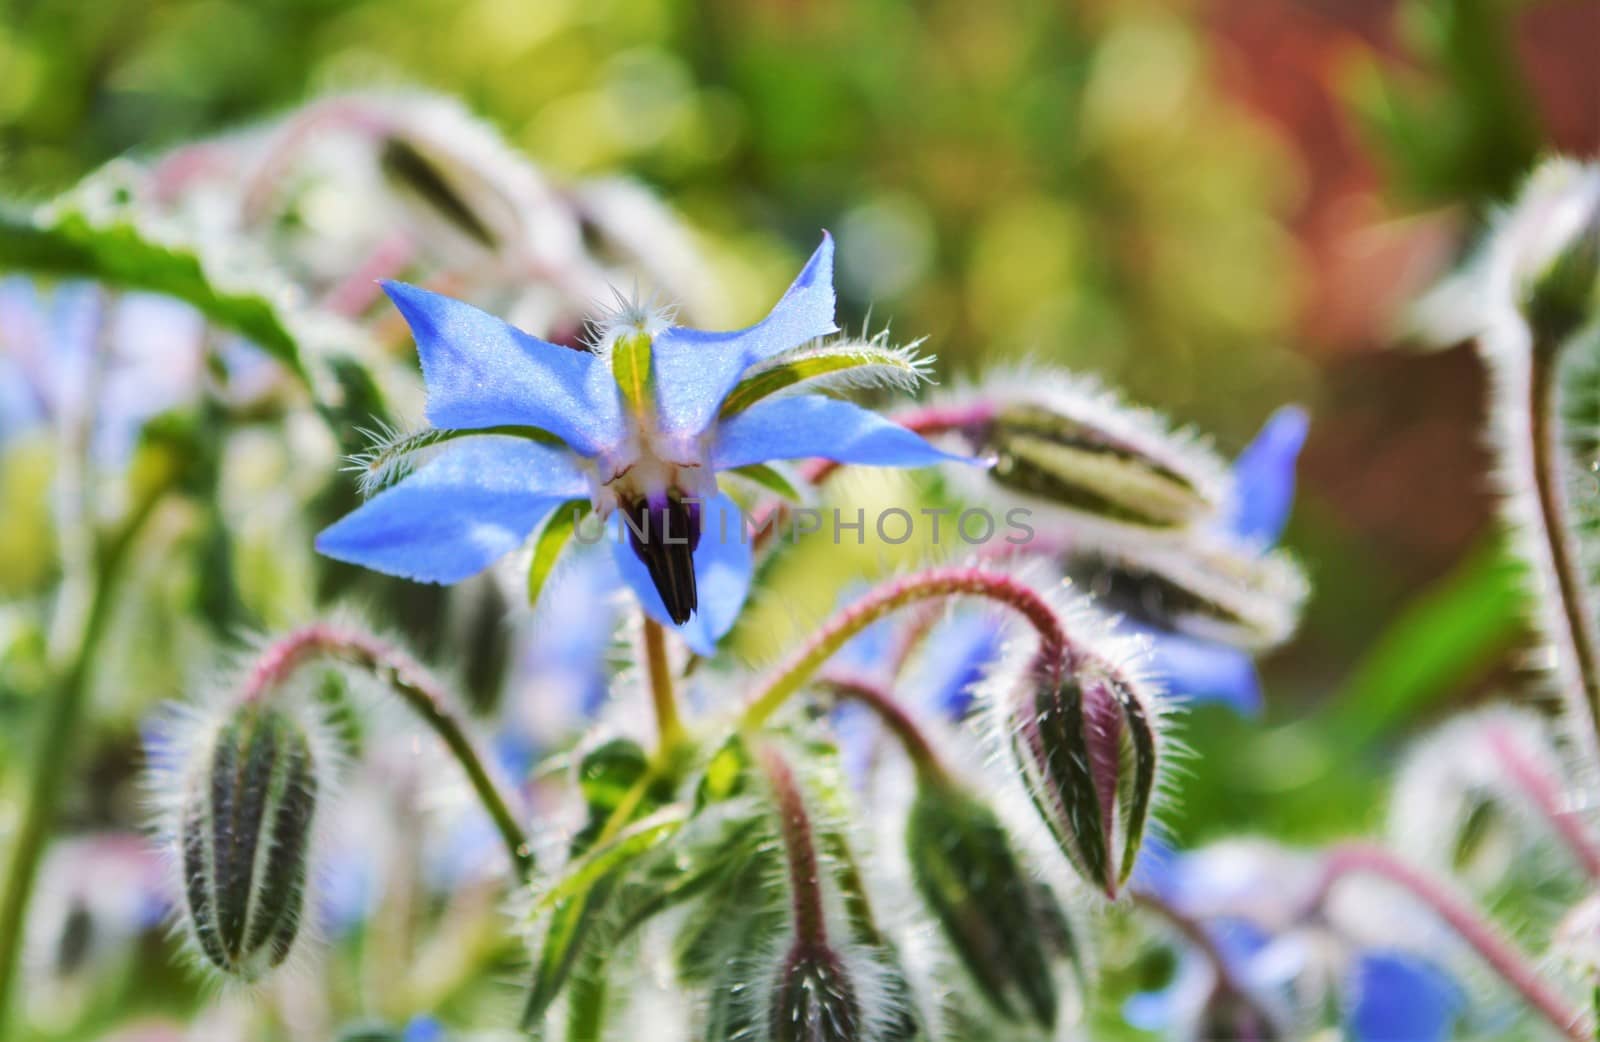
[[651, 234, 838, 435], [383, 281, 625, 458], [316, 437, 588, 583]]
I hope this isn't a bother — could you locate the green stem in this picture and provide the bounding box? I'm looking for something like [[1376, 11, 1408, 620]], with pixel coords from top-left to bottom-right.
[[240, 622, 534, 881], [741, 566, 1069, 731], [0, 485, 166, 1036], [1527, 338, 1600, 759], [641, 617, 684, 753]]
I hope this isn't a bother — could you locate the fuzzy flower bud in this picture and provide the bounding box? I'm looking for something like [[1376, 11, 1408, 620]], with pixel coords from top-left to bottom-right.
[[974, 374, 1227, 534], [753, 743, 878, 1042], [905, 780, 1070, 1026], [1008, 655, 1159, 899], [768, 941, 864, 1042], [172, 699, 323, 980]]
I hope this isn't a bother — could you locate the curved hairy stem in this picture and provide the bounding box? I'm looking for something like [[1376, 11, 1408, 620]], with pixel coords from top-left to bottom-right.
[[1131, 890, 1281, 1032], [1526, 338, 1600, 757], [754, 743, 829, 947], [240, 622, 534, 881], [818, 671, 948, 785], [741, 565, 1069, 730], [1308, 842, 1588, 1042], [1484, 724, 1600, 879]]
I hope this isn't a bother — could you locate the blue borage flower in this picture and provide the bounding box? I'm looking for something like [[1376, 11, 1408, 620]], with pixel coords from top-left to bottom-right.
[[1137, 405, 1309, 714], [1128, 839, 1466, 1042], [316, 235, 967, 651]]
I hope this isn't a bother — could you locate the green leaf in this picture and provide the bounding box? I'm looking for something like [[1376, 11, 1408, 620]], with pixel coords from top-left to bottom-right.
[[717, 338, 932, 419], [564, 941, 611, 1042], [528, 500, 592, 606], [1323, 537, 1526, 743], [0, 171, 314, 380], [523, 877, 615, 1033], [537, 811, 684, 914]]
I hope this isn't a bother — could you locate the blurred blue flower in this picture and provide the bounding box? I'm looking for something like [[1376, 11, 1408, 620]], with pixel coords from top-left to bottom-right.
[[316, 235, 965, 652], [1143, 405, 1309, 716], [403, 1015, 447, 1042], [1347, 951, 1464, 1042], [903, 611, 1005, 719], [1129, 840, 1465, 1042], [0, 278, 279, 473]]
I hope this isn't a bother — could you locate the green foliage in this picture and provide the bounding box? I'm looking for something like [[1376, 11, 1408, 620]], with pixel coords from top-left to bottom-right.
[[0, 176, 310, 380]]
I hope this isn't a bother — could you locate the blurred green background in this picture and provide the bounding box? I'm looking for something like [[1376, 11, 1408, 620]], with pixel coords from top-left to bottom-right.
[[2, 0, 1597, 847]]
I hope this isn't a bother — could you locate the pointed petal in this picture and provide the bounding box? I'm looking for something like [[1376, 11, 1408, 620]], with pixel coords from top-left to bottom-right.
[[383, 281, 623, 457], [610, 493, 752, 654], [1226, 406, 1308, 546], [1140, 625, 1263, 717], [712, 394, 970, 470], [651, 235, 838, 435], [316, 437, 588, 583]]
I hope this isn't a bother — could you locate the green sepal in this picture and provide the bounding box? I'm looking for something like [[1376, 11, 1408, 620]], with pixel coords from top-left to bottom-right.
[[717, 340, 930, 419], [528, 499, 592, 607], [727, 463, 806, 502], [612, 329, 655, 420], [907, 781, 1060, 1027]]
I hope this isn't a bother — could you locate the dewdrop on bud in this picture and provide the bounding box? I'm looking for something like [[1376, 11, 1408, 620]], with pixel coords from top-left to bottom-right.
[[976, 374, 1228, 533], [173, 698, 323, 980], [905, 780, 1070, 1027], [1008, 654, 1159, 899]]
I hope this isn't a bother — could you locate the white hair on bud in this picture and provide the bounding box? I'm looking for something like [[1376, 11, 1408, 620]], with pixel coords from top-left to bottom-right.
[[585, 283, 679, 356], [960, 562, 1185, 909], [1410, 158, 1600, 352], [1077, 531, 1310, 651], [1387, 707, 1578, 890], [941, 363, 1233, 547], [342, 418, 449, 498], [1459, 161, 1600, 775], [143, 655, 345, 991], [734, 325, 937, 405]]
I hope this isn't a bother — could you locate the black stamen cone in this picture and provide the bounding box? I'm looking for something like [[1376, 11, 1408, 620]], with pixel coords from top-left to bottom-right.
[[624, 494, 702, 624]]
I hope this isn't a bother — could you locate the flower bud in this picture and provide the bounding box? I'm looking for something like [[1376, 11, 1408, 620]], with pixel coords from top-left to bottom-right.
[[1008, 657, 1159, 898], [978, 379, 1226, 533], [176, 699, 321, 980], [905, 781, 1069, 1027], [1065, 539, 1306, 651], [768, 941, 863, 1042]]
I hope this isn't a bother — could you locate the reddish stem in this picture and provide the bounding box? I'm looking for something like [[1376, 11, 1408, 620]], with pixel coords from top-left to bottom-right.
[[1486, 726, 1600, 879], [321, 232, 417, 318], [741, 566, 1069, 729], [240, 622, 533, 880], [818, 670, 947, 783], [1309, 842, 1587, 1041], [755, 743, 829, 946]]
